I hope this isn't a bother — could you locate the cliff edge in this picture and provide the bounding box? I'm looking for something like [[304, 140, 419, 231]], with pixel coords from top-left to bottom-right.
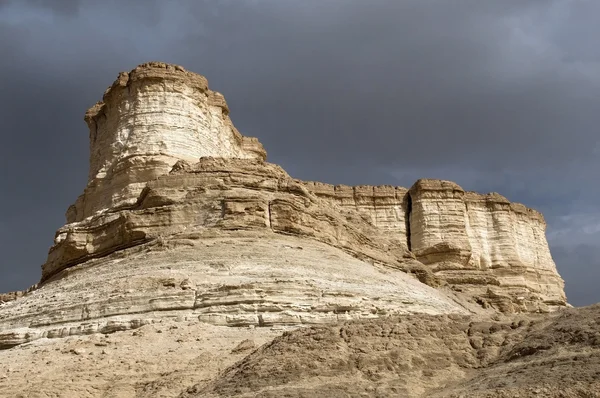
[[0, 62, 566, 350]]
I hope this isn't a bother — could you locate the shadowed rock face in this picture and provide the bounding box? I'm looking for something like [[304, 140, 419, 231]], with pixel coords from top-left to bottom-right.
[[0, 62, 567, 350]]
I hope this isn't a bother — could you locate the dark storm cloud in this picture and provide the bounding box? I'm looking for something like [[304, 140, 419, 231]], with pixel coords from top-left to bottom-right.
[[0, 0, 598, 305], [0, 0, 81, 16], [552, 244, 600, 307]]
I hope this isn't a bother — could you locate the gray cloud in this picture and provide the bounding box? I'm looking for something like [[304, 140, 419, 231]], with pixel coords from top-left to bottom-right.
[[0, 0, 598, 305], [553, 243, 600, 307], [0, 0, 81, 16]]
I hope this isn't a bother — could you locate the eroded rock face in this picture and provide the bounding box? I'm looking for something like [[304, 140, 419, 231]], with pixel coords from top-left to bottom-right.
[[184, 305, 600, 398], [408, 179, 565, 312], [1, 231, 467, 349], [0, 62, 567, 350], [68, 62, 266, 223], [305, 182, 410, 249], [304, 179, 566, 311], [44, 157, 418, 281]]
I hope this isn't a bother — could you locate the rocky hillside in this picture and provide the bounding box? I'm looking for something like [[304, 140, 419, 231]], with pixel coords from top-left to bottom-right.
[[0, 62, 585, 397], [0, 62, 567, 350], [1, 304, 598, 397], [185, 304, 600, 397]]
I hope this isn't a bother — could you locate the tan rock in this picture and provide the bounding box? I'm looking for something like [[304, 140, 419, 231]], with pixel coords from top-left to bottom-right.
[[1, 231, 467, 349], [0, 62, 568, 351], [69, 62, 266, 223], [408, 179, 566, 311], [304, 182, 410, 248]]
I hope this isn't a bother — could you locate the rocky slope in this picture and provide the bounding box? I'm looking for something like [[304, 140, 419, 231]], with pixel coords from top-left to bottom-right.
[[185, 304, 600, 398], [1, 231, 466, 349], [2, 305, 598, 397], [0, 62, 568, 352]]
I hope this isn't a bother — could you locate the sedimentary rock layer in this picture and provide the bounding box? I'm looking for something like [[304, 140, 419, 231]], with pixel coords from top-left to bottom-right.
[[408, 179, 565, 311], [303, 179, 565, 311], [0, 231, 466, 349], [53, 63, 565, 310], [44, 158, 418, 281], [68, 62, 266, 223], [0, 62, 569, 350], [304, 182, 409, 249], [186, 305, 600, 398]]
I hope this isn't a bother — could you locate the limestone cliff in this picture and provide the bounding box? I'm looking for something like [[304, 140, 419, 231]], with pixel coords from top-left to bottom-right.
[[0, 62, 567, 350], [68, 62, 266, 223], [304, 182, 410, 249], [304, 179, 565, 311], [408, 180, 565, 311]]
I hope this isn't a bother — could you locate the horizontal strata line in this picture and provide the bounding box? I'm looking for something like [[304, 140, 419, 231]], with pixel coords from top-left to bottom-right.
[[41, 238, 152, 284], [24, 304, 197, 330]]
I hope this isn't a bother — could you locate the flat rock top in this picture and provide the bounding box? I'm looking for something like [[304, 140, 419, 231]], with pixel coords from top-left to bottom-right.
[[86, 61, 211, 121], [410, 178, 464, 192], [124, 61, 209, 90]]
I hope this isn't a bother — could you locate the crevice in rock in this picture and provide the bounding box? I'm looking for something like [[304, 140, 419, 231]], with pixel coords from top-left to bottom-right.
[[405, 192, 412, 252], [267, 201, 272, 229]]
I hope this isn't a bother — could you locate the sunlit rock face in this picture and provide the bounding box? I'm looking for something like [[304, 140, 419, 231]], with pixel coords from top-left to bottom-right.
[[0, 62, 568, 350], [302, 178, 565, 312], [408, 179, 566, 312], [68, 62, 266, 223]]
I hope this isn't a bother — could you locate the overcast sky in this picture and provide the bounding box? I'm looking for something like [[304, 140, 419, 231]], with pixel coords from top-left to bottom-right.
[[0, 0, 598, 306]]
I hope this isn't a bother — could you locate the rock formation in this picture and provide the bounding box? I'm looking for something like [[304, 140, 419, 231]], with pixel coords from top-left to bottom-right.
[[69, 62, 265, 223], [304, 181, 565, 312], [2, 305, 599, 397], [184, 304, 600, 398], [0, 62, 567, 352]]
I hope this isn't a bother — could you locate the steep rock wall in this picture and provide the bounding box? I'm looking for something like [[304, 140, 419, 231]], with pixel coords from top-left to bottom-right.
[[304, 182, 409, 249], [35, 62, 567, 316], [301, 179, 566, 311], [408, 179, 565, 311], [68, 62, 266, 223], [44, 158, 417, 281]]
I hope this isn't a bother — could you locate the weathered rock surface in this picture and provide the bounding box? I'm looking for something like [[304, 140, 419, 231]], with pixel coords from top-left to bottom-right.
[[184, 304, 600, 398], [44, 158, 422, 282], [408, 180, 566, 312], [2, 304, 597, 398], [0, 318, 285, 398], [0, 62, 567, 352], [304, 179, 566, 311], [69, 62, 265, 223], [0, 291, 22, 305], [304, 182, 410, 248], [1, 231, 467, 349]]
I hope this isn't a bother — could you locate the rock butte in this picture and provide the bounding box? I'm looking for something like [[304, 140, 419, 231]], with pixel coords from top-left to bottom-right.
[[0, 62, 566, 349]]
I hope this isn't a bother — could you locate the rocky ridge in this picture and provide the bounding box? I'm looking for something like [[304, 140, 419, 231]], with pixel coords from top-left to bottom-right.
[[0, 62, 566, 352]]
